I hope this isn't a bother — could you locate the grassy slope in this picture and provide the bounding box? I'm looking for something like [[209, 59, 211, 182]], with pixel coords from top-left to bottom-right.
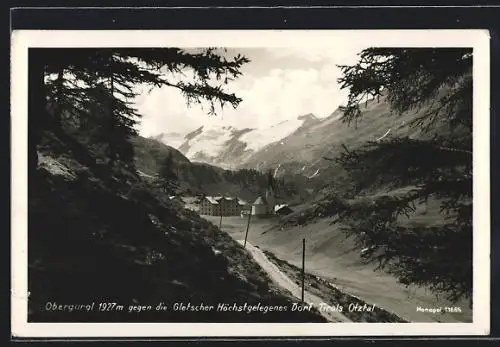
[[243, 96, 423, 179], [261, 250, 408, 323], [28, 136, 326, 323], [232, 94, 472, 322], [215, 215, 472, 323]]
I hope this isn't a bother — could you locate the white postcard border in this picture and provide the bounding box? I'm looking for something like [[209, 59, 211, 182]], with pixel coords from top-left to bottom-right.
[[11, 29, 491, 337]]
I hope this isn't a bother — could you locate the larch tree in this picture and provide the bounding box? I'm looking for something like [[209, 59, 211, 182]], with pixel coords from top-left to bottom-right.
[[331, 48, 473, 304], [29, 48, 250, 179]]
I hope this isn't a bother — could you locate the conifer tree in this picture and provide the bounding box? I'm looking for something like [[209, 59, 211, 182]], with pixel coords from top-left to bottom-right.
[[157, 152, 178, 194], [332, 48, 473, 303], [29, 48, 250, 176]]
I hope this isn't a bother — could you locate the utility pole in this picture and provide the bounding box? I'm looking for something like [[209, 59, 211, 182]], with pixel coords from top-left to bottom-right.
[[301, 238, 305, 303], [244, 211, 252, 248]]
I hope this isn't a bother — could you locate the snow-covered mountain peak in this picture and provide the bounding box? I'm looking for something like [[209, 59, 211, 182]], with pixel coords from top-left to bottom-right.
[[152, 111, 324, 169]]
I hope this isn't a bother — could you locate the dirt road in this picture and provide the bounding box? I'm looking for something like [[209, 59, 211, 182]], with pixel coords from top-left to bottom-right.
[[204, 215, 471, 322], [236, 239, 351, 323]]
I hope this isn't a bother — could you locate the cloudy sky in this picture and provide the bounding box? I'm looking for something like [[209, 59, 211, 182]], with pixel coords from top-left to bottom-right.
[[134, 45, 367, 137]]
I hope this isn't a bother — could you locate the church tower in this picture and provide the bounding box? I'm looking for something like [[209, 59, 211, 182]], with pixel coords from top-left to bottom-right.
[[265, 186, 276, 214], [266, 169, 277, 214]]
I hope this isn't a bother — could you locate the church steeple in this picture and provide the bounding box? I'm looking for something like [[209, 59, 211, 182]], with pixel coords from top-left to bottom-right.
[[265, 187, 275, 214], [267, 169, 277, 192], [266, 169, 277, 214]]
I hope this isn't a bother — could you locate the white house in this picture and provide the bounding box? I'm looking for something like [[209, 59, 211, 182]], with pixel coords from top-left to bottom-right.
[[251, 196, 268, 216]]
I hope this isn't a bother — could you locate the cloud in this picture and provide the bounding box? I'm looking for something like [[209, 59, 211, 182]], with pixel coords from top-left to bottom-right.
[[263, 45, 364, 65], [135, 47, 362, 137]]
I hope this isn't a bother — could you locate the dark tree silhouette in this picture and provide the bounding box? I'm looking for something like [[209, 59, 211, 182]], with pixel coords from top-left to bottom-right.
[[332, 48, 473, 303], [29, 48, 250, 178], [27, 47, 331, 324], [157, 153, 179, 194]]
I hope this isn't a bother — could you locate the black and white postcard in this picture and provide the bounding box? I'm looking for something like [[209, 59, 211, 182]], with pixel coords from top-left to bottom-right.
[[11, 29, 490, 337]]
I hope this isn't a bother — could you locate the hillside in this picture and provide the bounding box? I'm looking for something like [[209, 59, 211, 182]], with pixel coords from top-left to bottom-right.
[[219, 214, 472, 323], [152, 96, 426, 185], [242, 96, 423, 179], [131, 135, 192, 169], [28, 131, 326, 323], [129, 136, 300, 202], [240, 92, 472, 322], [154, 115, 322, 171], [147, 96, 443, 204]]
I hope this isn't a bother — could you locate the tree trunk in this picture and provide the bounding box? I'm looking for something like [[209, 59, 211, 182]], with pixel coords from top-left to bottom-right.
[[53, 68, 64, 127], [28, 50, 47, 179], [107, 56, 116, 166]]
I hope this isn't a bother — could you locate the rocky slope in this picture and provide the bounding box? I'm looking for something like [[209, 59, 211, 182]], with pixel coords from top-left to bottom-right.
[[28, 132, 326, 323]]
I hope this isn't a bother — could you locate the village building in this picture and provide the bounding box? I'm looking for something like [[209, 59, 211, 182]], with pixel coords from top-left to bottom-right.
[[199, 196, 220, 216], [251, 196, 268, 216], [252, 186, 278, 217], [199, 196, 243, 216], [199, 182, 279, 218], [218, 197, 241, 216], [238, 198, 252, 216], [275, 204, 293, 215]]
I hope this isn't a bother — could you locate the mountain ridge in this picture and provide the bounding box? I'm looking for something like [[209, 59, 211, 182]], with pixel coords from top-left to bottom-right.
[[130, 136, 301, 203], [152, 113, 327, 171]]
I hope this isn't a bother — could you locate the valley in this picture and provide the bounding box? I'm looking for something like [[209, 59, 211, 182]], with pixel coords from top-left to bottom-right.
[[140, 89, 473, 324], [203, 215, 472, 323]]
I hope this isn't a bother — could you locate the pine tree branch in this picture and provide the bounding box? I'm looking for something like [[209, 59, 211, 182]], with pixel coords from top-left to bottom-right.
[[326, 48, 473, 302]]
